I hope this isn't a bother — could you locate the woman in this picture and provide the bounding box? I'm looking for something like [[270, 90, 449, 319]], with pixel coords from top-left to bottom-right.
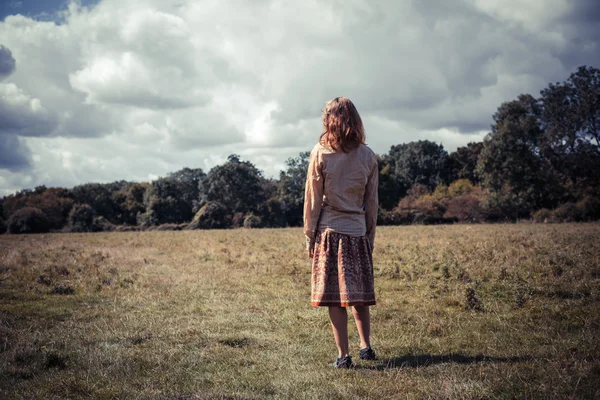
[[303, 96, 379, 369]]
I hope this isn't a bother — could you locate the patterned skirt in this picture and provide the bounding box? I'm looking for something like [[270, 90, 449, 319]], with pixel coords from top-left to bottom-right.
[[311, 229, 376, 307]]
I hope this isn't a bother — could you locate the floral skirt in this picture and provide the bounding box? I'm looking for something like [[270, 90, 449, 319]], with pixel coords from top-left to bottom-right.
[[311, 229, 376, 307]]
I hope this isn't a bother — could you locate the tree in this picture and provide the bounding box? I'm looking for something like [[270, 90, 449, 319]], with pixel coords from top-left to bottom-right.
[[476, 94, 562, 216], [448, 142, 484, 184], [72, 183, 119, 223], [377, 155, 403, 210], [68, 203, 96, 232], [278, 151, 310, 226], [112, 182, 148, 225], [199, 154, 266, 215], [186, 202, 232, 230], [388, 140, 451, 193], [167, 167, 206, 214], [539, 65, 600, 199], [7, 207, 50, 234]]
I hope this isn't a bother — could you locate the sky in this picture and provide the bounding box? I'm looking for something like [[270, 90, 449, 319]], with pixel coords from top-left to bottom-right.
[[0, 0, 599, 197]]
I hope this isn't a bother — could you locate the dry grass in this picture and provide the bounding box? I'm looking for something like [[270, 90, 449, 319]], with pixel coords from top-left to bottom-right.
[[1, 223, 599, 399]]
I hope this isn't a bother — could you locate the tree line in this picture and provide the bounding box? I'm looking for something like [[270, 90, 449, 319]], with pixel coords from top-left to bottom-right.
[[1, 65, 598, 234]]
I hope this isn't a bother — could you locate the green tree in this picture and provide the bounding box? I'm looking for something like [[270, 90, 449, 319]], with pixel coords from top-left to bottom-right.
[[199, 154, 266, 215], [278, 151, 310, 226], [476, 94, 561, 217], [448, 141, 483, 184], [68, 203, 96, 232], [167, 167, 206, 213], [388, 140, 451, 194], [7, 207, 50, 234], [539, 65, 600, 199], [377, 155, 403, 210]]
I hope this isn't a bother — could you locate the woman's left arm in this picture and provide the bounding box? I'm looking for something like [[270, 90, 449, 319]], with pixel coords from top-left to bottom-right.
[[303, 148, 324, 256]]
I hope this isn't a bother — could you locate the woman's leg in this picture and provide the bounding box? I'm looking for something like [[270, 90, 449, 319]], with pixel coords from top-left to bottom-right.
[[328, 306, 349, 357], [352, 305, 371, 349]]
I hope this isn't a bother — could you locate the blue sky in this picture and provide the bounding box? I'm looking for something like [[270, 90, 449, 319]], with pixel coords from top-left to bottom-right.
[[0, 0, 98, 21]]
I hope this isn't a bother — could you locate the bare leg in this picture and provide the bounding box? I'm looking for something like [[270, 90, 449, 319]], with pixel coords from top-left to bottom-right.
[[352, 305, 371, 349], [328, 306, 349, 357]]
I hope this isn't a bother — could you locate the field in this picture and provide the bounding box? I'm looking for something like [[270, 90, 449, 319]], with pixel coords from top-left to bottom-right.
[[1, 224, 599, 399]]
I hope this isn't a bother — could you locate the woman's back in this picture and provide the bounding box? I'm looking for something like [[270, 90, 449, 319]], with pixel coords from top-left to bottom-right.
[[304, 141, 378, 243]]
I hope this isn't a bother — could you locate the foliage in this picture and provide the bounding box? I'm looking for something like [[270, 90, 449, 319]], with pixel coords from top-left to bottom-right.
[[377, 155, 403, 210], [138, 171, 201, 226], [388, 140, 451, 193], [476, 94, 562, 214], [539, 66, 600, 199], [243, 213, 263, 229], [72, 182, 121, 223], [199, 154, 266, 215], [68, 204, 96, 232], [187, 202, 232, 230], [0, 217, 6, 234], [2, 186, 74, 230], [258, 198, 287, 228], [447, 179, 475, 198], [7, 207, 50, 234], [448, 142, 483, 184], [444, 194, 483, 223], [277, 151, 310, 226]]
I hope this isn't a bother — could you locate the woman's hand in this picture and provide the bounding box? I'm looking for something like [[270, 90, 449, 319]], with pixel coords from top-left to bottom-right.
[[307, 246, 314, 259]]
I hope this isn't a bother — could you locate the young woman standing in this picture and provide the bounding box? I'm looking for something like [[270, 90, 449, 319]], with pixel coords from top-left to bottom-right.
[[304, 97, 379, 368]]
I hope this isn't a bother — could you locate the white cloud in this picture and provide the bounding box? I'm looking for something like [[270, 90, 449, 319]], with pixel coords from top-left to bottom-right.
[[0, 0, 598, 196]]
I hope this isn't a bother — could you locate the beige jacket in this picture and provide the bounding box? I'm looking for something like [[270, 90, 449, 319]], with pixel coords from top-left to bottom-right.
[[303, 142, 379, 249]]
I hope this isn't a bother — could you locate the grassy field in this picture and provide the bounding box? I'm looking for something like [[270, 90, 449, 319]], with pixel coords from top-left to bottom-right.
[[1, 224, 599, 399]]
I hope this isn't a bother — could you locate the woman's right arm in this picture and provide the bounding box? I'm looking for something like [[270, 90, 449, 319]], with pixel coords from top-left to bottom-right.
[[303, 147, 324, 252], [364, 159, 379, 250]]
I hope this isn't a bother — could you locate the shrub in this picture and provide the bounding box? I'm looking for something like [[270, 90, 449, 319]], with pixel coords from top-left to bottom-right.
[[532, 208, 554, 223], [7, 207, 50, 234], [68, 203, 96, 232], [412, 194, 446, 224], [0, 217, 6, 234], [448, 179, 474, 198], [576, 196, 600, 221], [552, 202, 581, 222], [92, 216, 116, 232], [444, 194, 483, 223], [231, 212, 245, 228], [186, 202, 232, 230], [243, 213, 262, 228]]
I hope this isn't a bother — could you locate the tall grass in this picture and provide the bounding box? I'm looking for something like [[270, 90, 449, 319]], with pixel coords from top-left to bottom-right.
[[1, 223, 599, 399]]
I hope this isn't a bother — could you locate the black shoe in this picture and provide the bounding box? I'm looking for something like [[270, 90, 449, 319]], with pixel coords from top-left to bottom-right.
[[329, 355, 354, 369], [359, 346, 376, 360]]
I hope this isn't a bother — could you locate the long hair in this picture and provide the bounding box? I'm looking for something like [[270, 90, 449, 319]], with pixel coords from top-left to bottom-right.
[[319, 97, 365, 153]]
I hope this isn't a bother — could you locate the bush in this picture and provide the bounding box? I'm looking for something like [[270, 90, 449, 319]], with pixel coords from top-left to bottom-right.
[[532, 208, 554, 223], [0, 217, 6, 234], [448, 179, 474, 198], [552, 202, 581, 222], [576, 196, 600, 221], [186, 202, 232, 230], [243, 213, 262, 228], [444, 194, 483, 223], [412, 195, 446, 223], [231, 212, 245, 228], [92, 216, 115, 232], [68, 204, 96, 232], [7, 207, 50, 234]]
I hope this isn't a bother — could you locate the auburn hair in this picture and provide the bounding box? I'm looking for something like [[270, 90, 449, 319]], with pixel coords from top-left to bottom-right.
[[319, 97, 365, 152]]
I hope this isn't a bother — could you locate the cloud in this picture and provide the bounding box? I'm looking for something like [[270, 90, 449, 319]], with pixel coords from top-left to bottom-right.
[[0, 134, 31, 171], [0, 45, 16, 79], [0, 0, 599, 196]]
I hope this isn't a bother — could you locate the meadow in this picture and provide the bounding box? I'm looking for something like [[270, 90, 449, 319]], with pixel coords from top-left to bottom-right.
[[1, 223, 599, 399]]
